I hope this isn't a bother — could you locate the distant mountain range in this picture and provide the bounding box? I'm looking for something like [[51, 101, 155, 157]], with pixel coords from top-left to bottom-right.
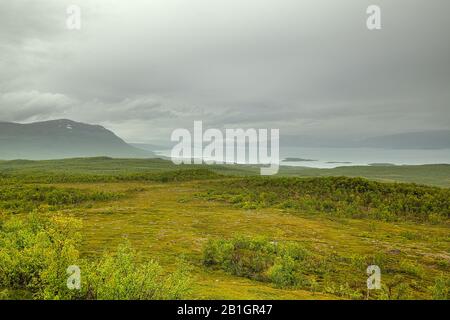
[[1, 119, 448, 160], [359, 130, 450, 149], [281, 130, 450, 149], [130, 143, 167, 152], [0, 119, 154, 160]]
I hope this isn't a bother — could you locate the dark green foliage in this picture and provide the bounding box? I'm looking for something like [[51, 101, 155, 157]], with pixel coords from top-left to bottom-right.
[[203, 236, 363, 298], [202, 236, 446, 299], [203, 236, 275, 282], [201, 176, 450, 222], [203, 236, 325, 289], [0, 214, 192, 300], [0, 185, 124, 213], [0, 168, 223, 184]]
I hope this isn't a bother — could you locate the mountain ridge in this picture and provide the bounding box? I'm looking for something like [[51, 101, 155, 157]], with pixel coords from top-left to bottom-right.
[[280, 130, 450, 149], [0, 119, 154, 160], [359, 130, 450, 149]]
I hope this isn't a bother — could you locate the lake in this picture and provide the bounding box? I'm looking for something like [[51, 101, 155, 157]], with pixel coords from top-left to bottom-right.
[[154, 147, 450, 169]]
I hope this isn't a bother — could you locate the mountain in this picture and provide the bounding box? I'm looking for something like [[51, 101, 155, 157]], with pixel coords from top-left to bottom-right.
[[359, 130, 450, 149], [130, 143, 168, 152], [280, 130, 450, 149], [0, 119, 154, 160]]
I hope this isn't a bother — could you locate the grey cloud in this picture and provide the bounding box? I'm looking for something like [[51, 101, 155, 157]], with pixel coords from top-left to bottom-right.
[[0, 90, 75, 121], [0, 0, 449, 143]]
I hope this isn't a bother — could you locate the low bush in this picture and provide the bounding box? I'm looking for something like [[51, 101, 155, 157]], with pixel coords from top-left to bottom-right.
[[0, 214, 192, 300], [201, 235, 443, 299], [80, 243, 192, 300], [0, 185, 124, 214], [203, 236, 315, 288], [201, 176, 450, 222]]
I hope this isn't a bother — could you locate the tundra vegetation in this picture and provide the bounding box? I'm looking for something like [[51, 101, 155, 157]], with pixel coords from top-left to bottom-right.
[[0, 158, 448, 300]]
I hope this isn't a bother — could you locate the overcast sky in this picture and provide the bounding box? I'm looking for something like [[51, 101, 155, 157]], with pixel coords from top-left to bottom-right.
[[0, 0, 449, 143]]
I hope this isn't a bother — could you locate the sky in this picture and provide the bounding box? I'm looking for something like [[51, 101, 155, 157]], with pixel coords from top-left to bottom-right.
[[0, 0, 449, 144]]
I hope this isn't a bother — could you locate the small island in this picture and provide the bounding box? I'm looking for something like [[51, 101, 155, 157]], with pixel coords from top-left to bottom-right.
[[282, 157, 318, 162], [326, 161, 352, 164]]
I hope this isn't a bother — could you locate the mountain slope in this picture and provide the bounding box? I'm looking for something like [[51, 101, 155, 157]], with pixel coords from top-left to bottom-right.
[[0, 119, 154, 160], [280, 130, 450, 149], [359, 130, 450, 149]]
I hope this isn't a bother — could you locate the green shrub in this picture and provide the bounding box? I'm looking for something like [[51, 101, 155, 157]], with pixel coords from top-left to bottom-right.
[[0, 213, 81, 299], [202, 236, 316, 288], [267, 256, 297, 288], [0, 185, 125, 214], [81, 242, 192, 300], [0, 214, 192, 300], [201, 176, 450, 223]]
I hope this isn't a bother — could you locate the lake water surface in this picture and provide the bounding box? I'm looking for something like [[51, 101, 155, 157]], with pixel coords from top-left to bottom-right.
[[154, 147, 450, 169]]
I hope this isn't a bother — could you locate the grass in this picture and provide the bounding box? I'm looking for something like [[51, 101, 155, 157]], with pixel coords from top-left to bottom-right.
[[75, 181, 448, 299], [0, 158, 449, 299], [2, 157, 449, 187]]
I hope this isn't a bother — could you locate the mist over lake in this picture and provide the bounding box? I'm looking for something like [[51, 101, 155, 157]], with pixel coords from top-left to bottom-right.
[[280, 147, 450, 168], [155, 147, 450, 169]]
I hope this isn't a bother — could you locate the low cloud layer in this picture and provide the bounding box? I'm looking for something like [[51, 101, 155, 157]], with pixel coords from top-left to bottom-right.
[[1, 0, 449, 143]]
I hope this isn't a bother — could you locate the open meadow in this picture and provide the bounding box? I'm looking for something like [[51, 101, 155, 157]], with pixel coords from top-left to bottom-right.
[[0, 158, 449, 299]]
